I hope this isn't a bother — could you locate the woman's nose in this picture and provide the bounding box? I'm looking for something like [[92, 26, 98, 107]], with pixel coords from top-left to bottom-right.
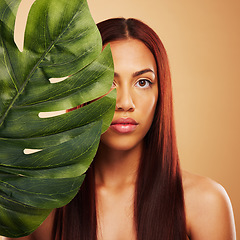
[[115, 87, 135, 112]]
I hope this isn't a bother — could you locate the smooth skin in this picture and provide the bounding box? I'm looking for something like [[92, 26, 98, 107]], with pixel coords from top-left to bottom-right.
[[3, 39, 236, 240]]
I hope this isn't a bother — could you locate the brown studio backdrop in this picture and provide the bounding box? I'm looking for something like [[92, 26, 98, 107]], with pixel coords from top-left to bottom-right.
[[12, 0, 240, 239]]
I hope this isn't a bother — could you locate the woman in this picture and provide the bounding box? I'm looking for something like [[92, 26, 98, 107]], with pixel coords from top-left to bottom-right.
[[5, 18, 236, 240]]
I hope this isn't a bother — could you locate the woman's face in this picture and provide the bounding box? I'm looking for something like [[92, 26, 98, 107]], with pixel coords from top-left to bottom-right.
[[100, 39, 158, 151]]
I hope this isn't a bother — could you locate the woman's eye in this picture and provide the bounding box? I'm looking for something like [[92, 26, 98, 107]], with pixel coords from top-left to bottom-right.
[[135, 79, 151, 88], [111, 81, 116, 88]]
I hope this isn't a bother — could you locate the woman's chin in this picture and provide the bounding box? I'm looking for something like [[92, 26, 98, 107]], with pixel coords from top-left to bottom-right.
[[99, 138, 143, 152]]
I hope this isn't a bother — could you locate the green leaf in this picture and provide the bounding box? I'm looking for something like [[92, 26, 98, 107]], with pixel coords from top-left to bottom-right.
[[0, 0, 116, 237]]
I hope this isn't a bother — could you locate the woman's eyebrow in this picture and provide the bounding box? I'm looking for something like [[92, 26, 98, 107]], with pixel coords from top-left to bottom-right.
[[114, 72, 120, 77], [132, 68, 155, 77], [114, 68, 155, 78]]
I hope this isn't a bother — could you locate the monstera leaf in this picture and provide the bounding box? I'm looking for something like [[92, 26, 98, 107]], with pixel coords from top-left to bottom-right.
[[0, 0, 115, 237]]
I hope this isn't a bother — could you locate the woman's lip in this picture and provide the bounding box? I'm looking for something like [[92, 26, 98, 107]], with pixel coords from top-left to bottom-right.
[[111, 118, 138, 125], [110, 118, 138, 133]]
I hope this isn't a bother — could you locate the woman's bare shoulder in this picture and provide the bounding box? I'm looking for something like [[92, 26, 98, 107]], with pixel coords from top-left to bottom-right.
[[182, 170, 227, 195], [182, 170, 236, 240]]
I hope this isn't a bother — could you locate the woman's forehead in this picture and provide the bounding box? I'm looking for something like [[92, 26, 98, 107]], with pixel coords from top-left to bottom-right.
[[109, 39, 157, 75]]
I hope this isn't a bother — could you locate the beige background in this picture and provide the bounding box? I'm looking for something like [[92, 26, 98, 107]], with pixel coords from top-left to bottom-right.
[[11, 0, 240, 239]]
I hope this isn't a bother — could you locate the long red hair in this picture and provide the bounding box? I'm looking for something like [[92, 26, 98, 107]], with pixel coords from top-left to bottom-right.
[[53, 18, 187, 240]]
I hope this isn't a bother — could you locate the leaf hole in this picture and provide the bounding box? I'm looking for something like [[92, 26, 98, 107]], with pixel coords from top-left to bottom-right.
[[18, 174, 25, 177], [23, 148, 42, 155], [38, 110, 66, 118], [14, 0, 36, 52], [49, 76, 69, 83]]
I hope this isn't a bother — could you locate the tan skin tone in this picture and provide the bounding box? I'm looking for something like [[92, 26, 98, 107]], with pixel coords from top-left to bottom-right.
[[3, 39, 236, 240]]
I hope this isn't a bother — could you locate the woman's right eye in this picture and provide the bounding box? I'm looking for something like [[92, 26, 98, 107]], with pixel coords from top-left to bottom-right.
[[111, 81, 116, 88]]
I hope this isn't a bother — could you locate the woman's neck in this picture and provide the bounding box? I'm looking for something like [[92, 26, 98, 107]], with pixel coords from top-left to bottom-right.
[[94, 142, 142, 189]]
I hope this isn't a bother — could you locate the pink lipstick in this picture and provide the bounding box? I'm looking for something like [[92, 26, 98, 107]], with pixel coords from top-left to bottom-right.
[[110, 118, 138, 133]]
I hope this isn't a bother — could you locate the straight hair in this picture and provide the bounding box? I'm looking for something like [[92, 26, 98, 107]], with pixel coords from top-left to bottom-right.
[[52, 18, 187, 240]]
